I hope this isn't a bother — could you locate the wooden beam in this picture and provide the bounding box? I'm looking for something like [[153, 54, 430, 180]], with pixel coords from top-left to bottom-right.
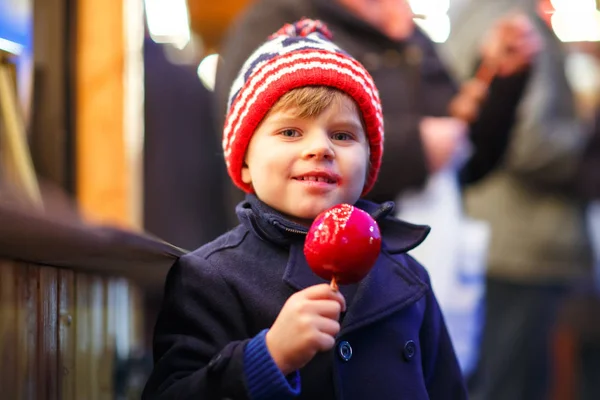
[[75, 0, 144, 228], [187, 0, 251, 51]]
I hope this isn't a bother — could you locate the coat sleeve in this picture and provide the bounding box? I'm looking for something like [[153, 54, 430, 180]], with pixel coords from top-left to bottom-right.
[[418, 271, 468, 400], [495, 31, 589, 191], [460, 67, 531, 185], [142, 254, 251, 399]]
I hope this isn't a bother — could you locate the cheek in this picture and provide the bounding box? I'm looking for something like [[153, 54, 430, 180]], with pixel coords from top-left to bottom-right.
[[250, 153, 288, 186], [346, 150, 370, 187]]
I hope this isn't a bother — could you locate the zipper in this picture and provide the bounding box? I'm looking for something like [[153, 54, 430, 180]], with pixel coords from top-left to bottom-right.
[[281, 226, 308, 235], [271, 220, 307, 235]]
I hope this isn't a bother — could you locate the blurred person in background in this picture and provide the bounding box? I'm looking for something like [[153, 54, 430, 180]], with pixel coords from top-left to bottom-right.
[[444, 0, 597, 398], [215, 0, 532, 221], [144, 38, 229, 251], [214, 0, 537, 377]]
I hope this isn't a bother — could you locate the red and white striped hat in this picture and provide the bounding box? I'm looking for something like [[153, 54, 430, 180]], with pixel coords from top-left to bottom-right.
[[223, 19, 384, 195]]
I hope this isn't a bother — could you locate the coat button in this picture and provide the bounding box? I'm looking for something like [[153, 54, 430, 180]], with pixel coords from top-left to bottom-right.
[[403, 340, 416, 361], [337, 341, 353, 362]]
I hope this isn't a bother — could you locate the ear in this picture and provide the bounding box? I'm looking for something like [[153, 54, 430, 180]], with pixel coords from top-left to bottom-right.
[[241, 163, 252, 185]]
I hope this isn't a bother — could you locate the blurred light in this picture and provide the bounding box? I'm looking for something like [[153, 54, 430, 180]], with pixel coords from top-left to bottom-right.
[[409, 0, 451, 43], [163, 33, 204, 66], [565, 51, 600, 93], [409, 0, 449, 15], [144, 0, 190, 49], [124, 0, 145, 228], [550, 0, 595, 12], [414, 14, 451, 43], [197, 54, 220, 91], [0, 38, 23, 55], [551, 10, 600, 42]]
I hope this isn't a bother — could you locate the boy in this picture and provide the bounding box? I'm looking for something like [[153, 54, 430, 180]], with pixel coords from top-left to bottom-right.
[[143, 19, 466, 399]]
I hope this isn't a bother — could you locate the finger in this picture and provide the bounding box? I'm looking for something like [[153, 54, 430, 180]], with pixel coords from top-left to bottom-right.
[[337, 291, 347, 312], [302, 284, 347, 310], [314, 316, 341, 337], [314, 331, 337, 352], [307, 299, 343, 319]]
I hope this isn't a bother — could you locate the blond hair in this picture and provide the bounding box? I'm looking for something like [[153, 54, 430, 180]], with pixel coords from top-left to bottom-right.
[[269, 86, 362, 121]]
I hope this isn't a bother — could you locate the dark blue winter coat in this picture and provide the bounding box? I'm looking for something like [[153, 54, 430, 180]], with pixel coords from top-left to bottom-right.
[[142, 195, 467, 399]]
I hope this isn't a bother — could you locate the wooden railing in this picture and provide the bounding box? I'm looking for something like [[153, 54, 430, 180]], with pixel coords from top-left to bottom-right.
[[0, 203, 184, 399], [0, 263, 142, 399]]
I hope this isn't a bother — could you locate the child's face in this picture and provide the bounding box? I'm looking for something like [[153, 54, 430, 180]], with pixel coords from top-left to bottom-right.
[[241, 94, 369, 225]]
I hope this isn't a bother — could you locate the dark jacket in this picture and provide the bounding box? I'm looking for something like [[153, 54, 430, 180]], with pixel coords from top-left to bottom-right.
[[447, 5, 594, 282], [215, 0, 530, 227], [142, 195, 467, 399], [144, 38, 229, 250]]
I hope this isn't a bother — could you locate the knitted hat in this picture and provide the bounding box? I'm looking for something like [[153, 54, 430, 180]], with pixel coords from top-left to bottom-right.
[[223, 19, 384, 195]]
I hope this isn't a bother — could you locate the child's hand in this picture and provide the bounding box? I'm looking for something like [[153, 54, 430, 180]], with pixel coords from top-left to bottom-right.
[[266, 284, 346, 375]]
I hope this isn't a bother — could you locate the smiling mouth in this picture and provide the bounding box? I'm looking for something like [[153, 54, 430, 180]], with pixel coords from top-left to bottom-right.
[[293, 176, 337, 184]]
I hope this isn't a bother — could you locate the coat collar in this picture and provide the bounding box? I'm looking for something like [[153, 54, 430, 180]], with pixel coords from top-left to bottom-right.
[[236, 194, 430, 254], [284, 243, 429, 335], [237, 195, 431, 334]]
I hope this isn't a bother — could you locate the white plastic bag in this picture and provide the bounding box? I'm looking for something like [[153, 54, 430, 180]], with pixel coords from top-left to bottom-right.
[[396, 168, 488, 375]]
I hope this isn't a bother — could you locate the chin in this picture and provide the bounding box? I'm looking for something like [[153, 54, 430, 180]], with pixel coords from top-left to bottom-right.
[[292, 208, 322, 222], [290, 203, 329, 222]]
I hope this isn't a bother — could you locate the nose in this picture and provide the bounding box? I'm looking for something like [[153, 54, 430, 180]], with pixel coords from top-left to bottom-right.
[[301, 131, 335, 160]]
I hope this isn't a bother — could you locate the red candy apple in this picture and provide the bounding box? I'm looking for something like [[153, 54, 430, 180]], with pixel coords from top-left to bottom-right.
[[304, 204, 381, 290]]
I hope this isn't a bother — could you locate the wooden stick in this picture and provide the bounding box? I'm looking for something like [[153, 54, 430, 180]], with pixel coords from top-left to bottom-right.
[[330, 276, 339, 292]]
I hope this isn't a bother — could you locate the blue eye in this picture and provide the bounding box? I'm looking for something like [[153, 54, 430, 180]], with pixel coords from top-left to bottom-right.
[[332, 132, 352, 141], [280, 129, 300, 137]]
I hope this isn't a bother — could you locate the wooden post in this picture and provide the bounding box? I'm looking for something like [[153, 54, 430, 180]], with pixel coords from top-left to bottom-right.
[[75, 0, 144, 229]]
